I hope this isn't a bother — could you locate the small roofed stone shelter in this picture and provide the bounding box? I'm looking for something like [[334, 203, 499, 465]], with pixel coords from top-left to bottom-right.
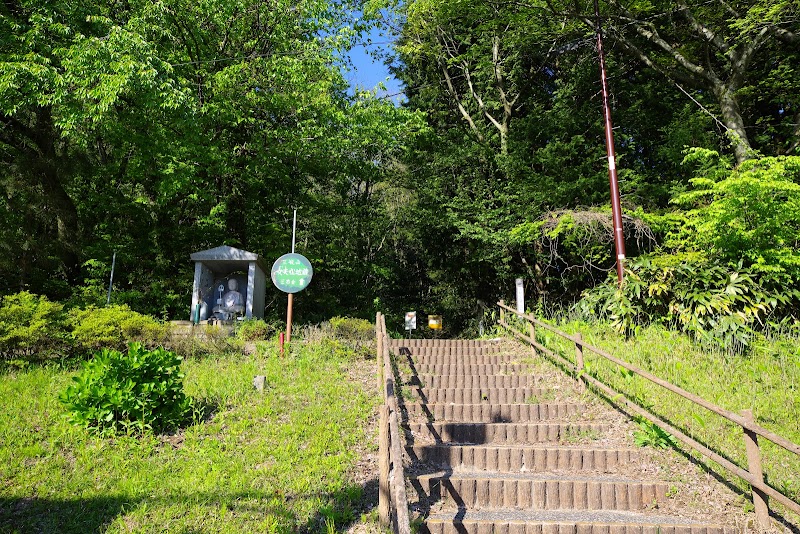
[[190, 245, 267, 321]]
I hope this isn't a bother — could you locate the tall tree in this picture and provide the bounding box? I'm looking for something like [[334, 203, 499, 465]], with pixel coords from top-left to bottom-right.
[[1, 0, 425, 319], [546, 0, 800, 163]]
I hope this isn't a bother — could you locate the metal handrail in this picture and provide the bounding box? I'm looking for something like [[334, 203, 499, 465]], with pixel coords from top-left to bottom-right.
[[376, 313, 411, 534], [497, 300, 800, 527]]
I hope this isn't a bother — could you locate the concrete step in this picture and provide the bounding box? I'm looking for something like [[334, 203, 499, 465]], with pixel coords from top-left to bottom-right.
[[410, 364, 535, 376], [407, 422, 608, 445], [411, 472, 668, 511], [407, 445, 639, 473], [410, 374, 539, 389], [397, 347, 508, 357], [420, 511, 735, 534], [409, 354, 519, 365], [389, 339, 500, 349], [407, 387, 545, 405], [404, 403, 582, 423]]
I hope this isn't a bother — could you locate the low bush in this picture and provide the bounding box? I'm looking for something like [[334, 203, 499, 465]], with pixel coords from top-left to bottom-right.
[[0, 292, 67, 358], [330, 316, 374, 354], [60, 342, 194, 435], [69, 305, 166, 353], [328, 316, 374, 342], [235, 318, 280, 342]]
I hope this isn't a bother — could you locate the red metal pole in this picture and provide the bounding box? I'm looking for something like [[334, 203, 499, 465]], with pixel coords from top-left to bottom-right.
[[285, 293, 294, 343], [594, 0, 626, 287]]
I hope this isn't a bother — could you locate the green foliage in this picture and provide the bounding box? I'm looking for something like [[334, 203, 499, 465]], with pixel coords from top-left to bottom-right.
[[60, 343, 193, 435], [69, 305, 166, 353], [0, 292, 66, 358], [672, 151, 800, 277], [579, 255, 800, 352], [0, 0, 425, 324], [633, 417, 678, 449], [328, 316, 374, 343], [234, 319, 280, 342]]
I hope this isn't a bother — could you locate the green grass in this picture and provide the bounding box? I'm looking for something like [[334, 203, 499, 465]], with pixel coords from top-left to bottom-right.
[[518, 318, 800, 511], [0, 340, 379, 533]]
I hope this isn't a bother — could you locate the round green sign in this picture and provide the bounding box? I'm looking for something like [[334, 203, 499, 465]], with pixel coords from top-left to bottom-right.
[[271, 253, 313, 293]]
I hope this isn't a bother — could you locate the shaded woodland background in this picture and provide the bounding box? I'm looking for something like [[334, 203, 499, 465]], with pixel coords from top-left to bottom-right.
[[2, 0, 799, 334]]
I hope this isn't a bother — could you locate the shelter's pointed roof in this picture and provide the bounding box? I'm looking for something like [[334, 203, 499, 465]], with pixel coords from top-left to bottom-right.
[[190, 245, 260, 262]]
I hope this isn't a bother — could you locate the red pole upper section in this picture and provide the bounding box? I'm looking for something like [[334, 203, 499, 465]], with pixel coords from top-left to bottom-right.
[[594, 0, 626, 286]]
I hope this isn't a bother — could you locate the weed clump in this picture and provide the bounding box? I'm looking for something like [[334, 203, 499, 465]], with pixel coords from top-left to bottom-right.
[[633, 417, 678, 449], [60, 342, 194, 435], [328, 317, 374, 358]]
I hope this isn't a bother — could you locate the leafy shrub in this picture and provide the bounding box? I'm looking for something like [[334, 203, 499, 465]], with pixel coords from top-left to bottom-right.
[[671, 150, 800, 278], [60, 343, 193, 434], [235, 318, 280, 342], [328, 317, 374, 357], [578, 255, 800, 352], [329, 316, 373, 343], [0, 292, 67, 358], [69, 305, 166, 353]]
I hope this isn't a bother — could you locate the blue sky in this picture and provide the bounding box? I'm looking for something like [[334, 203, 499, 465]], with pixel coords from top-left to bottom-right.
[[343, 29, 404, 102]]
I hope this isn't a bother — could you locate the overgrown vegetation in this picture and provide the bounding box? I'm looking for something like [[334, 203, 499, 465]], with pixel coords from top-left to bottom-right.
[[578, 255, 799, 352], [577, 152, 800, 353]]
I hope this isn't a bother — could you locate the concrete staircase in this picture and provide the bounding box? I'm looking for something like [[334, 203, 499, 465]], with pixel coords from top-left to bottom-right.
[[388, 339, 736, 534]]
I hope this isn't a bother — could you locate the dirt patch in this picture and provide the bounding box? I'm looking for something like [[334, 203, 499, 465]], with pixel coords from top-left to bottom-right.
[[342, 355, 383, 534]]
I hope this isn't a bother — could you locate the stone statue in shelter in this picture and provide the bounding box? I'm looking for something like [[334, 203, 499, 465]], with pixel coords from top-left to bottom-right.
[[214, 278, 244, 319]]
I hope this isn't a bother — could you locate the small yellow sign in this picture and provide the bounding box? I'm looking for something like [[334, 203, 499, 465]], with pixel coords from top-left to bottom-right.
[[428, 315, 442, 330]]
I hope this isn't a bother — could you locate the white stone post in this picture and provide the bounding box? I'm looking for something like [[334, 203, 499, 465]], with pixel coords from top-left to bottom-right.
[[515, 278, 525, 315]]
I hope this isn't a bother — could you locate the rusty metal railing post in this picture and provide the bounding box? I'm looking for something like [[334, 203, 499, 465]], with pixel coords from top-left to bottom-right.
[[742, 409, 770, 529], [574, 332, 586, 393]]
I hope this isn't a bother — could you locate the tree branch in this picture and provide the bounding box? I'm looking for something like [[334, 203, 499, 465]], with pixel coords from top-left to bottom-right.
[[436, 42, 485, 142], [677, 0, 729, 53]]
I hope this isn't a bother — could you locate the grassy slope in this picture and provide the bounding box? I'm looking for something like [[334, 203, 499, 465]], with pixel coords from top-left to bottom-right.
[[0, 341, 379, 533], [524, 319, 799, 513]]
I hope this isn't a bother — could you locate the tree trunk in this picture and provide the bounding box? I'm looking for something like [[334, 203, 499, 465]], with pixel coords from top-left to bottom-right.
[[714, 85, 751, 164], [39, 164, 81, 281], [26, 108, 82, 282]]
